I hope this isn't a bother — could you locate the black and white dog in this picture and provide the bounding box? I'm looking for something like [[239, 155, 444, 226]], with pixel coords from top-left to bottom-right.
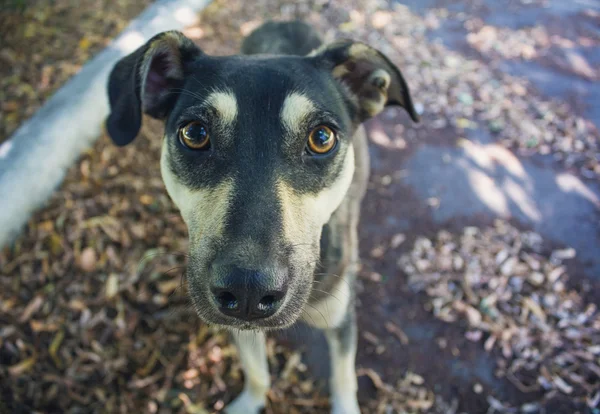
[[106, 20, 418, 414]]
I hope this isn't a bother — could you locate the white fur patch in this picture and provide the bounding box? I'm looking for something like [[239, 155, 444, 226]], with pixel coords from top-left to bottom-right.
[[280, 92, 316, 132], [325, 326, 360, 414], [225, 331, 270, 413]]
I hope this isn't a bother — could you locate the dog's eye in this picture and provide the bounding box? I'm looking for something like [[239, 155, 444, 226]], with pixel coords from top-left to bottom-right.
[[306, 126, 336, 155], [179, 122, 210, 150]]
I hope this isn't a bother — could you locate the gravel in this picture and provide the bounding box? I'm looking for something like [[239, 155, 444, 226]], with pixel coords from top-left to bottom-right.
[[400, 220, 600, 412]]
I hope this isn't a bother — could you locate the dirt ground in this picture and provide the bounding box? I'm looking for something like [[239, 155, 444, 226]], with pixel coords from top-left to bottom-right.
[[1, 0, 599, 413]]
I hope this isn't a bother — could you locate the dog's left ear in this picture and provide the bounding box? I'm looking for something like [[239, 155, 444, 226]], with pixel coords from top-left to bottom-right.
[[310, 40, 419, 122], [106, 31, 203, 146]]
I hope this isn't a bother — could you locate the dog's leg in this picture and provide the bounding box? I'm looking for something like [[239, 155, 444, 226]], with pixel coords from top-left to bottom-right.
[[224, 330, 270, 414], [303, 276, 361, 414], [305, 199, 362, 414], [325, 308, 360, 414]]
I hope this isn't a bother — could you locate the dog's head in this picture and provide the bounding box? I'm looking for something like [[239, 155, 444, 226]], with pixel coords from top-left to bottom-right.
[[106, 30, 418, 330]]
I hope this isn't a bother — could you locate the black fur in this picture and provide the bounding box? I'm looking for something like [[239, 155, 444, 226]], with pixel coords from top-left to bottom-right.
[[241, 20, 322, 56], [106, 32, 202, 146]]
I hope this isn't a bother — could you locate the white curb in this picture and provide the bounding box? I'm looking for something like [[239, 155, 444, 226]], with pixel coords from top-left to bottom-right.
[[0, 0, 212, 248]]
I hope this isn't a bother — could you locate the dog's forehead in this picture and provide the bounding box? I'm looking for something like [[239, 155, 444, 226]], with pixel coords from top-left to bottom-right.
[[221, 56, 323, 93], [181, 55, 344, 125]]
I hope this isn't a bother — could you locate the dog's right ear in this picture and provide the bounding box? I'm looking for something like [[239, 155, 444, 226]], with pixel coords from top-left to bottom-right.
[[106, 31, 203, 146]]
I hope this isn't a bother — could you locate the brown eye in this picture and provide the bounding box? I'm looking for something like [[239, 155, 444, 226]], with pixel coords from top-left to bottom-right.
[[307, 126, 336, 155], [179, 121, 210, 150]]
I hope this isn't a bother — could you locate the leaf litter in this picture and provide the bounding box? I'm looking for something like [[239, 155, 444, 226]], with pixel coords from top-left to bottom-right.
[[399, 220, 600, 412]]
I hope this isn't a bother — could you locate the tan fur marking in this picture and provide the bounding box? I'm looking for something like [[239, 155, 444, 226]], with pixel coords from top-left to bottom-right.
[[307, 43, 328, 57], [332, 64, 351, 79], [160, 139, 232, 244], [363, 99, 386, 117], [277, 145, 355, 246], [370, 69, 391, 90], [348, 43, 377, 59], [361, 85, 388, 116], [205, 90, 238, 126], [280, 92, 316, 132]]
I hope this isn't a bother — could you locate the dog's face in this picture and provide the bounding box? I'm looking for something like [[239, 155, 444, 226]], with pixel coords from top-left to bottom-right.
[[106, 31, 417, 330]]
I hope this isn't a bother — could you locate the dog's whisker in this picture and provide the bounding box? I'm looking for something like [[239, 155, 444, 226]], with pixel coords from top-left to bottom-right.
[[288, 242, 318, 250], [136, 250, 189, 275], [313, 272, 354, 283], [313, 272, 350, 279], [165, 87, 206, 101], [306, 302, 329, 329], [139, 249, 190, 260], [325, 295, 332, 326], [133, 265, 186, 304], [189, 75, 215, 95], [311, 277, 353, 290], [301, 308, 318, 328], [312, 276, 353, 291], [168, 272, 189, 299], [164, 292, 196, 320], [154, 266, 187, 285], [311, 288, 346, 304]]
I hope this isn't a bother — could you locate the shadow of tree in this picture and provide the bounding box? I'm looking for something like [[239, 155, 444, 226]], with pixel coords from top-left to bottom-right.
[[400, 136, 600, 276]]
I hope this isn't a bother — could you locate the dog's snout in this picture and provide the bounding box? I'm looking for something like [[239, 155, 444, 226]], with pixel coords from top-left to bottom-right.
[[211, 267, 286, 321]]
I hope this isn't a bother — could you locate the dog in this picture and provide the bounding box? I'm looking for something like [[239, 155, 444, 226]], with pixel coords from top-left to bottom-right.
[[105, 20, 418, 414]]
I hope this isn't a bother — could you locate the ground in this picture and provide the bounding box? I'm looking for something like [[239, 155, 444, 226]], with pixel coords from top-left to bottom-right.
[[0, 0, 599, 413]]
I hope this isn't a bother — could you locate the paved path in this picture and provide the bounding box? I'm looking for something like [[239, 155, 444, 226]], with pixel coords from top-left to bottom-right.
[[397, 0, 600, 277]]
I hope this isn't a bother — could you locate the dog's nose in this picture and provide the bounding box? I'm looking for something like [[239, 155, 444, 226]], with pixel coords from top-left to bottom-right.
[[211, 267, 286, 321]]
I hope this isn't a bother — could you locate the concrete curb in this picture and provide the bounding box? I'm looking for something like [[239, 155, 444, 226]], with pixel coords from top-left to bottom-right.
[[0, 0, 212, 248]]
